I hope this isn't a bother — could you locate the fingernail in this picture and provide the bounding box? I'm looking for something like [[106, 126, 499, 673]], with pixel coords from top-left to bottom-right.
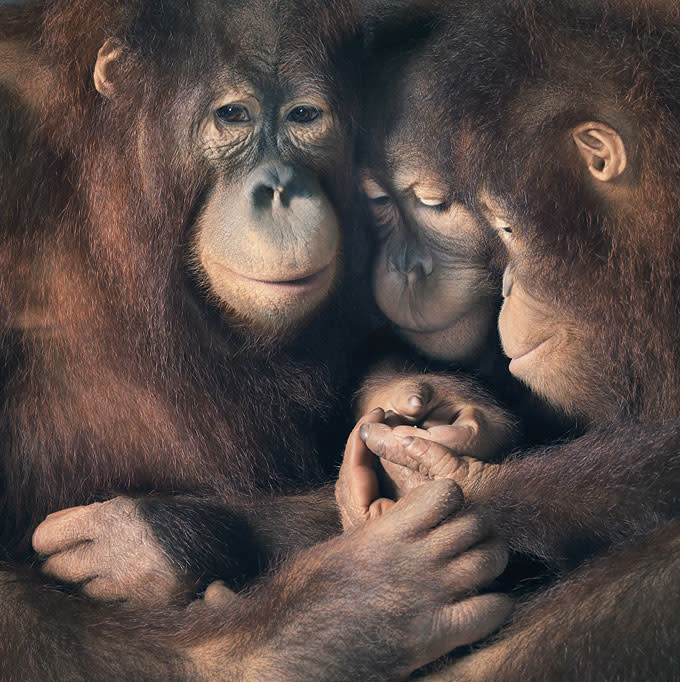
[[359, 424, 370, 441], [402, 436, 414, 447], [384, 409, 397, 419], [369, 407, 382, 415], [408, 395, 423, 408]]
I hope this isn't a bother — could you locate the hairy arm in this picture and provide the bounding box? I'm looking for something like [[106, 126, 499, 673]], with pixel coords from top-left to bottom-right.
[[478, 421, 680, 564], [17, 481, 514, 682], [32, 487, 342, 604], [183, 480, 512, 682], [31, 364, 518, 604], [136, 487, 342, 590], [0, 567, 187, 682]]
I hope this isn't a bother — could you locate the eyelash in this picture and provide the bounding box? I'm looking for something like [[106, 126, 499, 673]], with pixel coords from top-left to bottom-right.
[[424, 202, 447, 213]]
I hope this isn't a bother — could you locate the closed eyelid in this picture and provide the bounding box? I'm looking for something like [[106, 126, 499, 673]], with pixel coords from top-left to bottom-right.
[[360, 174, 390, 199], [413, 182, 448, 199], [415, 194, 447, 206]]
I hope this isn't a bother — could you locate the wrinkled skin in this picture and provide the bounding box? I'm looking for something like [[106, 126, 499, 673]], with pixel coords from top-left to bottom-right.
[[336, 370, 517, 519], [33, 498, 190, 606], [0, 0, 513, 679], [345, 1, 680, 681], [189, 479, 513, 682]]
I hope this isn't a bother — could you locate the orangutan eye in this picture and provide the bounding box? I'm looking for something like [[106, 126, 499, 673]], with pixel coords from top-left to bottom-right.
[[287, 106, 322, 124], [418, 197, 448, 213], [215, 104, 251, 124], [418, 197, 445, 208], [370, 194, 391, 206], [485, 213, 514, 235], [477, 192, 514, 236], [361, 176, 391, 204], [494, 220, 513, 234]]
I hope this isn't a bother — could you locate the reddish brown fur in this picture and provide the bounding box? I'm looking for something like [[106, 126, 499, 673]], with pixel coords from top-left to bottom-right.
[[0, 0, 361, 547], [0, 0, 374, 678], [2, 4, 510, 681], [359, 1, 680, 679]]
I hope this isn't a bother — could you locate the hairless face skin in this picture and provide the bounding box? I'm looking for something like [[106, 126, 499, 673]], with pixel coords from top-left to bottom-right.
[[0, 0, 514, 679], [339, 2, 680, 681], [358, 35, 501, 366]]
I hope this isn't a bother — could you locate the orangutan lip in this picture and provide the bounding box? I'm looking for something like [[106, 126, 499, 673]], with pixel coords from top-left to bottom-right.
[[205, 256, 336, 296], [507, 335, 555, 371], [236, 260, 337, 297], [253, 261, 334, 287], [396, 321, 456, 335], [392, 307, 477, 335]]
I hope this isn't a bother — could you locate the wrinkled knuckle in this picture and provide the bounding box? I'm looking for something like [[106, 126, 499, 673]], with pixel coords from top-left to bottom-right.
[[433, 478, 463, 508], [410, 437, 431, 457], [432, 449, 457, 477], [455, 597, 499, 635], [450, 601, 475, 632], [431, 605, 460, 636]]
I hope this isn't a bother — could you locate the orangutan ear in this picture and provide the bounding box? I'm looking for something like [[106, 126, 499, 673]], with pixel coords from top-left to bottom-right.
[[94, 38, 124, 99], [572, 121, 627, 182]]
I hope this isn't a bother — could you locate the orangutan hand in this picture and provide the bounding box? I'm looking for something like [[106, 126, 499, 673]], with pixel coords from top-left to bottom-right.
[[33, 496, 191, 606]]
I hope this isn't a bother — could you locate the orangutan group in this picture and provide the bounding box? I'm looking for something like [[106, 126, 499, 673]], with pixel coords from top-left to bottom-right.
[[0, 0, 678, 680]]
